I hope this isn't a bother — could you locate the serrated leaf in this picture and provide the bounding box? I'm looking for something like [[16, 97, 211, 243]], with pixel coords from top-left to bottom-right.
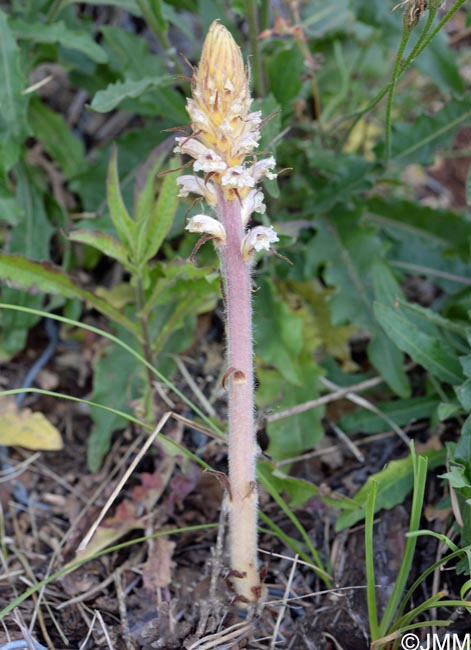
[[374, 302, 464, 385], [336, 448, 445, 530], [106, 146, 135, 252], [91, 76, 170, 113], [307, 214, 408, 395], [11, 19, 108, 63], [29, 100, 85, 178], [366, 196, 471, 261], [136, 163, 179, 266], [69, 229, 132, 270], [307, 212, 383, 328], [391, 98, 471, 165], [0, 396, 63, 450], [0, 253, 138, 336], [285, 281, 355, 367]]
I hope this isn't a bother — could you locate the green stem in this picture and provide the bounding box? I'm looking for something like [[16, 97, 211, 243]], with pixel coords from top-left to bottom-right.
[[45, 0, 67, 23], [244, 0, 265, 97], [338, 0, 464, 149], [135, 279, 156, 417], [365, 481, 379, 641], [379, 449, 428, 635], [409, 0, 468, 63], [385, 25, 412, 165], [400, 7, 437, 70], [259, 0, 270, 32], [135, 0, 184, 75]]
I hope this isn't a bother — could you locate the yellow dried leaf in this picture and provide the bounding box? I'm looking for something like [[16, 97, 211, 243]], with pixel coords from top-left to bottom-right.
[[0, 396, 63, 450]]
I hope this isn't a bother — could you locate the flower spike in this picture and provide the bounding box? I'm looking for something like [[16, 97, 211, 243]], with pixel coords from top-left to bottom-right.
[[176, 20, 281, 604]]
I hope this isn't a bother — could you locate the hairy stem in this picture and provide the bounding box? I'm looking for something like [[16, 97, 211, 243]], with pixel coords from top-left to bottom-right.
[[217, 191, 262, 602], [135, 279, 156, 418], [385, 25, 412, 165], [244, 0, 266, 97]]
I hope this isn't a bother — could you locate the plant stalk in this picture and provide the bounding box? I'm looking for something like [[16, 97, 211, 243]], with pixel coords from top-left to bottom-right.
[[217, 190, 262, 602], [135, 279, 156, 418]]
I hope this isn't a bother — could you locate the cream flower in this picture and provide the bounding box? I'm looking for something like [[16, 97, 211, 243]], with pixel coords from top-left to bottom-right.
[[248, 156, 277, 182], [240, 189, 266, 226], [185, 214, 226, 244], [176, 175, 217, 206], [241, 225, 279, 261], [221, 166, 256, 189]]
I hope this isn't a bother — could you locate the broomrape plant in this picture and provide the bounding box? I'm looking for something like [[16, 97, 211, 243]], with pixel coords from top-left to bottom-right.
[[176, 20, 278, 603]]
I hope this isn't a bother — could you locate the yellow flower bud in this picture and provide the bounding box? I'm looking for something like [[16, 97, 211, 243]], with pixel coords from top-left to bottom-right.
[[187, 21, 260, 171]]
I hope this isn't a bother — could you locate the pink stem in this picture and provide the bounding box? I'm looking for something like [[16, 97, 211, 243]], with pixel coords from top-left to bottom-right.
[[217, 190, 262, 602]]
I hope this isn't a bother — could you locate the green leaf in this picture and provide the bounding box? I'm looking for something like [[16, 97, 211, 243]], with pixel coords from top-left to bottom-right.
[[0, 9, 29, 174], [0, 164, 53, 355], [455, 379, 471, 412], [135, 163, 179, 266], [366, 196, 471, 261], [466, 162, 471, 207], [91, 76, 171, 113], [71, 0, 140, 12], [146, 0, 168, 32], [69, 230, 133, 270], [29, 100, 85, 178], [339, 396, 438, 435], [257, 461, 357, 511], [254, 278, 304, 385], [415, 31, 465, 95], [285, 281, 355, 367], [0, 194, 22, 225], [0, 253, 139, 337], [151, 277, 218, 354], [336, 448, 446, 530], [391, 97, 471, 165], [100, 26, 165, 78], [88, 337, 143, 471], [11, 19, 108, 63], [134, 154, 166, 228], [307, 212, 383, 328], [305, 153, 375, 212], [257, 363, 324, 461], [368, 333, 410, 399], [106, 146, 135, 252], [438, 402, 461, 421], [302, 0, 352, 37], [266, 45, 304, 111], [370, 260, 410, 397], [374, 302, 464, 385], [307, 213, 408, 395]]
